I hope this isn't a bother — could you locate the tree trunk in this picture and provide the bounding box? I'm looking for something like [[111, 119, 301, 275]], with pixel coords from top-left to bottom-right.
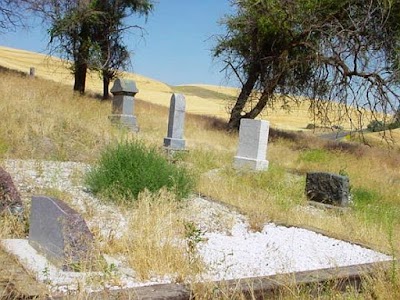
[[243, 73, 283, 120], [73, 59, 87, 94], [73, 22, 90, 94], [227, 64, 259, 130], [102, 69, 110, 100]]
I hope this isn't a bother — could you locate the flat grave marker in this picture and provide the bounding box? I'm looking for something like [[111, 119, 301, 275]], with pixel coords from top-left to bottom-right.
[[29, 196, 97, 271]]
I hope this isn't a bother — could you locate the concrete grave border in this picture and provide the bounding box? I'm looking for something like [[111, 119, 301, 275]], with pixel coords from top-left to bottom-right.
[[55, 260, 395, 299]]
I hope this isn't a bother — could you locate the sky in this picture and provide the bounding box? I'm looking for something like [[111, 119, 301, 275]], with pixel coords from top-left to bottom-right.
[[0, 0, 236, 87]]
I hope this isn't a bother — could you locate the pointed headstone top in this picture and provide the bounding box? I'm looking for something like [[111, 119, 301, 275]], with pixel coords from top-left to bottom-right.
[[111, 79, 138, 95]]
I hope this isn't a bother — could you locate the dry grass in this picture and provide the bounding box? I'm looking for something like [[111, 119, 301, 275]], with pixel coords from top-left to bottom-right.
[[0, 47, 400, 298], [1, 45, 378, 132], [0, 67, 123, 162], [102, 190, 204, 282]]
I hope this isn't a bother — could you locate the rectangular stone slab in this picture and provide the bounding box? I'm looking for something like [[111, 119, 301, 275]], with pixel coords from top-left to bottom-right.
[[29, 196, 96, 271], [234, 119, 269, 171]]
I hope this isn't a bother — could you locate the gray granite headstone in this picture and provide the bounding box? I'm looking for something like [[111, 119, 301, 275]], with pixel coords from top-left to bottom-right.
[[233, 119, 270, 171], [29, 196, 96, 271], [164, 93, 186, 150], [305, 172, 350, 206], [109, 78, 139, 132]]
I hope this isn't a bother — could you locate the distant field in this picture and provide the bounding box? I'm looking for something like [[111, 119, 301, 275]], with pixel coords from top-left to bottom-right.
[[0, 45, 398, 138], [0, 46, 314, 129]]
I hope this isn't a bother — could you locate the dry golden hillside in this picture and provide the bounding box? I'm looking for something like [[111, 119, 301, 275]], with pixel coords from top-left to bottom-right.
[[0, 45, 394, 135], [0, 46, 311, 129], [0, 46, 229, 121]]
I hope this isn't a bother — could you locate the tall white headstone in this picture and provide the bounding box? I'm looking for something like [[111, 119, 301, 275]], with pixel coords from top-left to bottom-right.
[[164, 93, 186, 150], [234, 119, 269, 171]]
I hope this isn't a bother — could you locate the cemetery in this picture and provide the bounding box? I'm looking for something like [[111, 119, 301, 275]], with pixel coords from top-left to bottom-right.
[[0, 47, 399, 299]]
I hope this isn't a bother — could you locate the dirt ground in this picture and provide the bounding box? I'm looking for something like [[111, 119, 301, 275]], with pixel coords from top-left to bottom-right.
[[0, 248, 48, 299]]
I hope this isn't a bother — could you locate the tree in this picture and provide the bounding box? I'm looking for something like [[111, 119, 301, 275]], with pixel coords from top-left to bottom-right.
[[30, 0, 153, 96], [91, 0, 153, 99], [30, 0, 99, 94], [215, 0, 400, 130], [0, 0, 27, 32]]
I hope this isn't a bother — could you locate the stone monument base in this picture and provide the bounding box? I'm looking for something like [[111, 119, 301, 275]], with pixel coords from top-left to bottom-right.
[[233, 156, 269, 171], [109, 115, 138, 132], [163, 137, 185, 150]]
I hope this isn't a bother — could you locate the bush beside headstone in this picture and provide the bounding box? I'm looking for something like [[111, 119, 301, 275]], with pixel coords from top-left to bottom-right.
[[85, 141, 195, 202]]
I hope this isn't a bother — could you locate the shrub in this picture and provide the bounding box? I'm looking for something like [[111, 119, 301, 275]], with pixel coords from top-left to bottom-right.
[[85, 141, 195, 202], [298, 148, 331, 163], [367, 120, 385, 132], [367, 120, 400, 132], [388, 121, 400, 130]]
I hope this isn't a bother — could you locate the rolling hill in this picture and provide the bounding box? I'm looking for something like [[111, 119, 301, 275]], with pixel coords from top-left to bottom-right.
[[1, 45, 399, 142]]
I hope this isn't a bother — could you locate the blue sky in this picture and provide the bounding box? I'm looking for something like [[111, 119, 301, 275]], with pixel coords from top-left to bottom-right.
[[0, 0, 235, 86]]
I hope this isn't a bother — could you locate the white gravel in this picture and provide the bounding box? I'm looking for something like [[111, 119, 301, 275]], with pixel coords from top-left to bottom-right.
[[1, 159, 393, 294]]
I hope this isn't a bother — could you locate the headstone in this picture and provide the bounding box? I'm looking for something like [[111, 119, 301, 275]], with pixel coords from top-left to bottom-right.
[[109, 78, 139, 132], [29, 67, 35, 78], [0, 167, 23, 215], [29, 196, 96, 271], [305, 172, 350, 206], [233, 119, 270, 171], [164, 93, 186, 150]]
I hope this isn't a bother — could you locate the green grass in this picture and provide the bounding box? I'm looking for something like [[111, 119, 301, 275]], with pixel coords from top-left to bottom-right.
[[298, 148, 332, 163], [84, 140, 195, 203], [352, 187, 379, 206]]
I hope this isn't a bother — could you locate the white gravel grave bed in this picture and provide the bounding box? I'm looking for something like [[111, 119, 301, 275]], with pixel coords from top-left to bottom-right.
[[1, 159, 393, 294]]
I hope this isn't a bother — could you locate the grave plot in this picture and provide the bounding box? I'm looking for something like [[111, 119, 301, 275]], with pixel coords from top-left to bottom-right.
[[0, 159, 395, 298]]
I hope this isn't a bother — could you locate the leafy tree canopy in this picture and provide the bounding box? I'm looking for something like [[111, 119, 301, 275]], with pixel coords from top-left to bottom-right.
[[30, 0, 153, 96], [215, 0, 400, 131]]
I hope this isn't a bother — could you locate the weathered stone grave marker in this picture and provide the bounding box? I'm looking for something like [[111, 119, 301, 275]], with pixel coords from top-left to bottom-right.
[[233, 119, 270, 171], [109, 78, 139, 132], [29, 196, 97, 271], [164, 93, 186, 150], [305, 172, 350, 206], [0, 166, 23, 215], [29, 67, 35, 78]]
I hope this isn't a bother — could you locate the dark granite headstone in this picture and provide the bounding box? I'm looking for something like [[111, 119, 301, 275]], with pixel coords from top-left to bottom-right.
[[29, 196, 96, 271], [109, 78, 139, 132], [305, 172, 350, 206], [0, 166, 23, 215]]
